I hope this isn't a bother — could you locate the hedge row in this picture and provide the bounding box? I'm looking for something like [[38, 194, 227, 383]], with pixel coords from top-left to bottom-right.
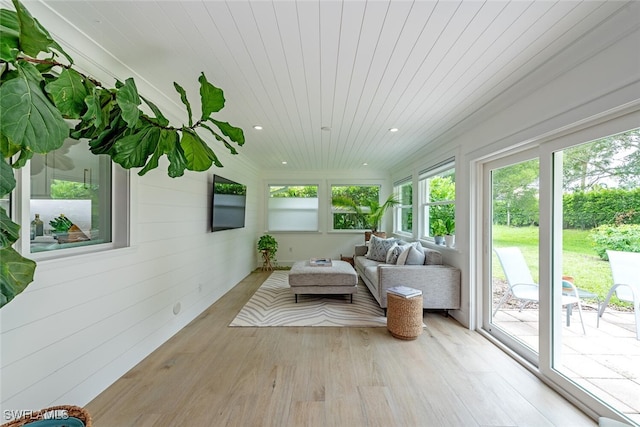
[[563, 188, 640, 229]]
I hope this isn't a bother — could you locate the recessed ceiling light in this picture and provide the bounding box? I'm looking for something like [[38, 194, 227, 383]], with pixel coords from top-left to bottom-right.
[[363, 162, 368, 166], [253, 125, 263, 130], [389, 128, 398, 132], [281, 161, 287, 165]]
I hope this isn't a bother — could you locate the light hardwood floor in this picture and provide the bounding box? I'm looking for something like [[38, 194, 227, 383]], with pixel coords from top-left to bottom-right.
[[86, 271, 595, 426]]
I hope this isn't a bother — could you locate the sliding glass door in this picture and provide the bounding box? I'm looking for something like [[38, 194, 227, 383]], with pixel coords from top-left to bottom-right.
[[480, 116, 640, 424], [483, 150, 540, 365], [549, 128, 640, 422]]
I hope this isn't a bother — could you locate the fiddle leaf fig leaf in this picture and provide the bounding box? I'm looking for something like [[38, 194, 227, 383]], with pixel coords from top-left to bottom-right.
[[11, 0, 72, 63], [112, 125, 159, 169], [0, 246, 36, 308], [82, 89, 102, 129], [116, 77, 141, 128], [173, 82, 193, 127], [141, 95, 170, 127], [198, 72, 224, 120], [88, 113, 128, 156], [0, 158, 16, 198], [0, 9, 20, 61], [81, 87, 113, 132], [209, 118, 245, 146], [0, 61, 68, 153], [44, 68, 88, 119], [200, 123, 238, 155], [0, 206, 19, 247], [139, 129, 177, 176], [11, 147, 32, 168], [167, 145, 187, 178], [0, 132, 21, 158], [181, 128, 219, 171]]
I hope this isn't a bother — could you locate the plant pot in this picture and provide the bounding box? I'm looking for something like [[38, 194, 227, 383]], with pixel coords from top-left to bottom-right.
[[434, 236, 445, 245], [365, 231, 387, 242], [445, 234, 455, 248]]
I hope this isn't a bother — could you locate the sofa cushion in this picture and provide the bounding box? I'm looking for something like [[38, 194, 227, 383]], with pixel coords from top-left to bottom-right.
[[424, 248, 443, 265], [366, 235, 398, 262], [397, 245, 425, 265]]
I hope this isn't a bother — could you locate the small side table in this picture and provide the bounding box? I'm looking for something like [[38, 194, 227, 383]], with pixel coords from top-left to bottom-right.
[[387, 291, 423, 340], [261, 250, 273, 271]]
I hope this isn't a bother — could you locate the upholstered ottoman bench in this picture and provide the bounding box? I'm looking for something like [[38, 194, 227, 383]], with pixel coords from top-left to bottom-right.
[[289, 260, 358, 303]]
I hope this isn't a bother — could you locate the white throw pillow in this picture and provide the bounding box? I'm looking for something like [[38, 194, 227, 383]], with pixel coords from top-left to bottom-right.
[[404, 246, 426, 265], [397, 245, 425, 265]]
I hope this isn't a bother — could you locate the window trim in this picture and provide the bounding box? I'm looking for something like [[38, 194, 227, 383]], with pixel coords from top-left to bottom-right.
[[266, 183, 320, 232], [393, 177, 413, 237], [418, 159, 456, 242], [329, 182, 383, 233], [15, 161, 130, 261]]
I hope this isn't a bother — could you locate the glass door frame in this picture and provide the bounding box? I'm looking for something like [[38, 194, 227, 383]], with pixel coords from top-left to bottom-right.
[[481, 147, 541, 367]]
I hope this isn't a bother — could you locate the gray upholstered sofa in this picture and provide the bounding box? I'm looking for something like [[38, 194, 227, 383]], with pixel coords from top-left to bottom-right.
[[354, 241, 461, 311]]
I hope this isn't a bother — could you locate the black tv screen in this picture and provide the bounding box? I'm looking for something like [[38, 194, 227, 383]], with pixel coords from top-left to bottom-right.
[[211, 175, 247, 231]]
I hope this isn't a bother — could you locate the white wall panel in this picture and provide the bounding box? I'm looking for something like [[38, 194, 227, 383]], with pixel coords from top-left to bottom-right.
[[1, 155, 260, 415]]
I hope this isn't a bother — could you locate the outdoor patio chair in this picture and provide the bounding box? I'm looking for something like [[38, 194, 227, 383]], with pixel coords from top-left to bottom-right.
[[599, 250, 640, 340], [493, 247, 586, 334]]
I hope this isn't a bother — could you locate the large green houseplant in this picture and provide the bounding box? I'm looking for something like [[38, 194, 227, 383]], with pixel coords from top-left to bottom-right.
[[332, 193, 399, 239], [257, 234, 278, 271], [0, 0, 245, 307]]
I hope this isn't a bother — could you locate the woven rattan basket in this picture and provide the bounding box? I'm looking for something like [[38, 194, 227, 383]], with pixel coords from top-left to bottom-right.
[[387, 292, 423, 340], [1, 405, 91, 427]]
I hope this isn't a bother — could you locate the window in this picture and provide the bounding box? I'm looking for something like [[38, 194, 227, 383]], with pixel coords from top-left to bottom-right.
[[29, 138, 115, 254], [394, 179, 412, 235], [331, 185, 380, 230], [267, 185, 318, 231], [419, 160, 455, 241]]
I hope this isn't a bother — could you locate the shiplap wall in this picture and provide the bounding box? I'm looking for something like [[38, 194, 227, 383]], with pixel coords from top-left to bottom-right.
[[0, 7, 264, 412], [0, 154, 260, 415]]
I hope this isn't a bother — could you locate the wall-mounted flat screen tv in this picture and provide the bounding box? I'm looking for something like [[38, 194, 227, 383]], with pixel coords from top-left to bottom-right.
[[211, 175, 247, 232]]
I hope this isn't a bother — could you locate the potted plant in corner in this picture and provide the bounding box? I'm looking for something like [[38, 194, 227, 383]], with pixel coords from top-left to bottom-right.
[[444, 217, 455, 248], [332, 194, 400, 241], [431, 219, 447, 245], [257, 234, 278, 271]]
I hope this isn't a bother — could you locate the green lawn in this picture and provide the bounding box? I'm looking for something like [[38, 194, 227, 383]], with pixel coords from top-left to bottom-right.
[[492, 225, 620, 305]]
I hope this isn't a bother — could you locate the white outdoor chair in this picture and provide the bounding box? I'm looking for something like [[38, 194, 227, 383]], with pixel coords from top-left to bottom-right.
[[599, 250, 640, 340], [493, 247, 586, 334]]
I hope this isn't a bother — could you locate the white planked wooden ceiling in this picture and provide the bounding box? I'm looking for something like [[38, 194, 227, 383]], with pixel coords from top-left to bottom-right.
[[14, 1, 635, 171]]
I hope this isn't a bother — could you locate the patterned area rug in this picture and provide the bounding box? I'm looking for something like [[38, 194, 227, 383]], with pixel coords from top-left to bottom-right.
[[229, 270, 387, 327]]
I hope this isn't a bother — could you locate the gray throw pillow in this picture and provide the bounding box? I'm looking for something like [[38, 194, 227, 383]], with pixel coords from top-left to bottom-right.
[[387, 243, 410, 264], [366, 235, 398, 262]]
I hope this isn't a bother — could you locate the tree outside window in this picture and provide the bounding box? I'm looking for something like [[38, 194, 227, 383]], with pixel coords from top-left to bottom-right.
[[331, 185, 380, 230], [420, 166, 455, 239]]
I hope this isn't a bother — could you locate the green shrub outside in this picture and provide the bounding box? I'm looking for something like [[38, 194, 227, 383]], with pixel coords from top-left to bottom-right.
[[590, 224, 640, 260]]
